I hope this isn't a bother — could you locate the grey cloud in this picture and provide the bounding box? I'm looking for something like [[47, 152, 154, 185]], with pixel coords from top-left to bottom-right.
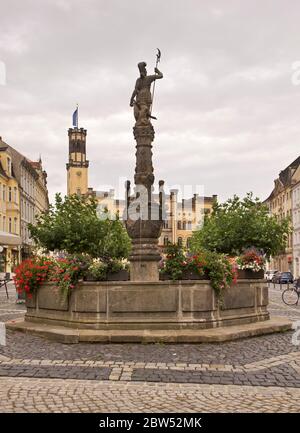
[[1, 0, 300, 203]]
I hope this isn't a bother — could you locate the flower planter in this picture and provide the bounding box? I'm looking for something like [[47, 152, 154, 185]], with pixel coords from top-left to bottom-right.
[[159, 272, 172, 281], [181, 270, 207, 280], [25, 292, 36, 308], [238, 269, 264, 279], [83, 273, 101, 282], [107, 269, 129, 281], [159, 270, 207, 280]]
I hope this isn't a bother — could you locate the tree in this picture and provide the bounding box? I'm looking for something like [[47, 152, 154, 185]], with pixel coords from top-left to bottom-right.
[[190, 193, 291, 259], [28, 193, 131, 261]]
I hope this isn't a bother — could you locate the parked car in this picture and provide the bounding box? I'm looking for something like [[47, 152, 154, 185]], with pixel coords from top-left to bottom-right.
[[265, 270, 278, 281], [272, 271, 294, 284]]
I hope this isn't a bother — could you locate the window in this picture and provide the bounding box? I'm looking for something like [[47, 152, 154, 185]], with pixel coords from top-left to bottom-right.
[[8, 187, 12, 202], [14, 217, 17, 234], [178, 237, 183, 246], [163, 236, 169, 246], [13, 187, 17, 203], [7, 157, 11, 175], [186, 238, 191, 248], [2, 185, 5, 201], [3, 216, 5, 231], [9, 217, 12, 233], [177, 221, 182, 230]]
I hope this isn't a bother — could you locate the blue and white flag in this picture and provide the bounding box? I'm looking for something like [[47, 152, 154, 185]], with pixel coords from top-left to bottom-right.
[[72, 107, 78, 128]]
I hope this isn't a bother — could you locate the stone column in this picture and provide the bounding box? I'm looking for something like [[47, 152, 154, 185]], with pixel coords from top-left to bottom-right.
[[125, 124, 163, 282]]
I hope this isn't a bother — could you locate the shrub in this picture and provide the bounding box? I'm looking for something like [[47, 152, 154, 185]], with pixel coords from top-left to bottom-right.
[[190, 193, 291, 259], [28, 193, 131, 261]]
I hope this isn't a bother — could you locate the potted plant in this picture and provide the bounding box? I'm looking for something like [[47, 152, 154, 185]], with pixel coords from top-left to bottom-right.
[[235, 248, 265, 279], [84, 259, 108, 281], [182, 253, 208, 280], [106, 260, 129, 281]]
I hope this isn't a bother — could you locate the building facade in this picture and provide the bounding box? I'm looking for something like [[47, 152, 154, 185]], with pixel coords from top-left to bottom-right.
[[66, 126, 216, 248], [0, 144, 21, 273], [264, 156, 300, 273], [0, 137, 49, 267]]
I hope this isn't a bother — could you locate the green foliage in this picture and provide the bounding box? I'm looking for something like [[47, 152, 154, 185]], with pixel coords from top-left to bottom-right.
[[160, 243, 236, 298], [160, 243, 187, 280], [203, 251, 237, 298], [87, 259, 129, 281], [190, 193, 291, 259], [28, 193, 131, 261]]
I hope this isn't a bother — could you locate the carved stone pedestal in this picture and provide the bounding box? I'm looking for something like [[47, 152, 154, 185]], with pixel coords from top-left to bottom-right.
[[129, 238, 161, 281], [125, 123, 164, 282]]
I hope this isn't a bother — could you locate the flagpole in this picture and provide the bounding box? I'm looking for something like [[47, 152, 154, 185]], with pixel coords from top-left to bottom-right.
[[77, 103, 79, 128]]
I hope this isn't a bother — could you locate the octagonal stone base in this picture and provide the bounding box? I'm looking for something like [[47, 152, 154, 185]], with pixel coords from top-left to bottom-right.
[[6, 280, 292, 343]]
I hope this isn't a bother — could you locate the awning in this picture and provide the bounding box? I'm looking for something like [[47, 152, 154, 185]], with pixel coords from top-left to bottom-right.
[[0, 231, 22, 246]]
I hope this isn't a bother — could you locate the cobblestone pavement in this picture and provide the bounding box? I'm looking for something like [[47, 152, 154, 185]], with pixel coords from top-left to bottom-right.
[[0, 283, 300, 412], [0, 377, 299, 413]]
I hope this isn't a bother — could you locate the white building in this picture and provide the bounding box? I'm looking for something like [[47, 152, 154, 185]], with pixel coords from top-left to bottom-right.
[[292, 180, 300, 278]]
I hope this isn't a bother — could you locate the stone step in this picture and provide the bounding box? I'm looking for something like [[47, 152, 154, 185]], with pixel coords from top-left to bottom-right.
[[5, 316, 292, 344]]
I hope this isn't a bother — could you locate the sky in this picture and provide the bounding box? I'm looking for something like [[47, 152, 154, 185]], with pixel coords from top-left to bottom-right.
[[1, 0, 300, 203]]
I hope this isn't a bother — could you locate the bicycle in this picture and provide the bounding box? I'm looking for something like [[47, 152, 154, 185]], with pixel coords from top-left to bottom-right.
[[282, 283, 300, 306]]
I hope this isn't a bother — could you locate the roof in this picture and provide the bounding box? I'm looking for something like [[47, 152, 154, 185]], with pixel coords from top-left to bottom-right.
[[0, 137, 38, 182], [279, 155, 300, 186], [265, 155, 300, 202], [29, 161, 42, 170]]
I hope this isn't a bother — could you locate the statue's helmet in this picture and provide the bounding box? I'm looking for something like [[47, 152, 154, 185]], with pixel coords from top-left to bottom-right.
[[138, 62, 147, 76]]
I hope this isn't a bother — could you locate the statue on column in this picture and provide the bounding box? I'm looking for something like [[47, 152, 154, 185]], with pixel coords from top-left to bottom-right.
[[130, 61, 163, 126]]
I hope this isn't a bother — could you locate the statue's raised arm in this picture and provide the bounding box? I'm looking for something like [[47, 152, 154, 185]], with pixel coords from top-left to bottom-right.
[[130, 61, 163, 126]]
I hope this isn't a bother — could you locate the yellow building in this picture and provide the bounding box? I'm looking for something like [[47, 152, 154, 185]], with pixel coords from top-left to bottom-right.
[[0, 144, 21, 274], [66, 126, 216, 247], [0, 137, 49, 265]]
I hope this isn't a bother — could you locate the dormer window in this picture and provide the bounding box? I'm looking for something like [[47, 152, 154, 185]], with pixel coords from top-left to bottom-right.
[[7, 157, 11, 175]]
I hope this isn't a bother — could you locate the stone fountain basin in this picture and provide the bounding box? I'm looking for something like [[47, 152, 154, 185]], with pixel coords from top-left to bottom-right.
[[22, 279, 269, 328], [6, 279, 292, 343]]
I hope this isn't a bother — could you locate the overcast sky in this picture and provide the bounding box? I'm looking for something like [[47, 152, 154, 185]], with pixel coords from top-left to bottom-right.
[[1, 0, 300, 203]]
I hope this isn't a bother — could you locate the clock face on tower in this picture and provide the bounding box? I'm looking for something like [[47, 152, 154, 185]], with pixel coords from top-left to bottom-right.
[[76, 171, 82, 177]]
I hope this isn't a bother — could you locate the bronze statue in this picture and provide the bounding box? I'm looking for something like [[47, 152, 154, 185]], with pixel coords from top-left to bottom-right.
[[130, 61, 163, 126]]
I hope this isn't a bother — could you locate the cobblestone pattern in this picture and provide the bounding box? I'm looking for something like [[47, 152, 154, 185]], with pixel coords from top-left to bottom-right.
[[0, 377, 299, 413], [0, 364, 110, 380], [0, 285, 300, 388], [1, 284, 300, 412]]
